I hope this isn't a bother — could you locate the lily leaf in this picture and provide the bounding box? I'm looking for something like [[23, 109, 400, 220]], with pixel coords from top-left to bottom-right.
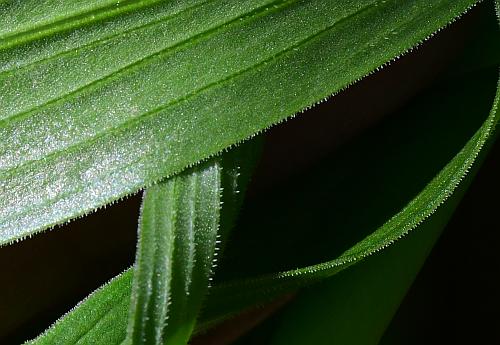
[[24, 270, 133, 345], [125, 158, 222, 345], [267, 159, 485, 345], [202, 69, 500, 327], [0, 0, 479, 243], [26, 62, 500, 344], [26, 140, 261, 345]]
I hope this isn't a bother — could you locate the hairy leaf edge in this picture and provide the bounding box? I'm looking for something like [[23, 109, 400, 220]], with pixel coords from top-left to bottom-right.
[[198, 69, 500, 332], [5, 1, 482, 247]]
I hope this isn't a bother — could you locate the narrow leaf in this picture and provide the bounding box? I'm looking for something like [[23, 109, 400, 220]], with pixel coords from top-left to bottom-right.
[[201, 69, 500, 327], [268, 161, 483, 345], [125, 158, 221, 345], [24, 270, 134, 345], [26, 140, 261, 345], [27, 65, 500, 344], [0, 0, 479, 243]]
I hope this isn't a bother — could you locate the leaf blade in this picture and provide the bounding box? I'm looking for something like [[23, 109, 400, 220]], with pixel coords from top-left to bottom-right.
[[268, 156, 484, 345], [26, 140, 261, 345], [201, 69, 500, 327], [125, 159, 221, 345], [0, 0, 479, 243], [26, 65, 500, 345]]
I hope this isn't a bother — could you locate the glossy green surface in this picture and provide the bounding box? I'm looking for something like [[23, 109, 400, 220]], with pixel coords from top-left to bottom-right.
[[12, 1, 500, 344], [0, 0, 478, 244]]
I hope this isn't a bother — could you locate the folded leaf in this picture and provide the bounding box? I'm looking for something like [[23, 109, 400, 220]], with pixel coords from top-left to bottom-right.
[[26, 140, 261, 345], [124, 159, 222, 345], [0, 0, 479, 243]]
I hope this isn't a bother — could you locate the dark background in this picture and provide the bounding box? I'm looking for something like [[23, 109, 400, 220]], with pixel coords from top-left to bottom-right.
[[0, 2, 498, 344]]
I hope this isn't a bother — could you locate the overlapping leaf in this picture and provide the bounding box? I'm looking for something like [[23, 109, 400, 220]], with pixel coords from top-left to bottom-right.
[[125, 159, 222, 345], [202, 70, 500, 327], [0, 0, 479, 243], [26, 62, 500, 344], [10, 0, 499, 343], [124, 139, 261, 345], [27, 140, 261, 345]]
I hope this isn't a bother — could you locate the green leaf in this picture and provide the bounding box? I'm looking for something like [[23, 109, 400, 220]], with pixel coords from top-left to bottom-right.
[[24, 270, 134, 345], [125, 158, 221, 345], [267, 158, 483, 345], [0, 0, 479, 244], [26, 140, 261, 345], [27, 65, 500, 344], [201, 69, 500, 327]]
